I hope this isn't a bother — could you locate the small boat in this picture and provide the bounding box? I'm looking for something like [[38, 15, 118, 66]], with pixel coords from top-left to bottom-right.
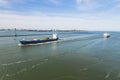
[[103, 33, 110, 38], [19, 33, 58, 46]]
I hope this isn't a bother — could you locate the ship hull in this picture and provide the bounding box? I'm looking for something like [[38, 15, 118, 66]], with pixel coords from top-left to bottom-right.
[[20, 38, 58, 45]]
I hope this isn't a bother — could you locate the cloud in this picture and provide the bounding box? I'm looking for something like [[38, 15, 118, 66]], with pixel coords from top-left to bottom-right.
[[114, 0, 120, 8], [0, 12, 120, 31], [0, 0, 120, 31], [0, 0, 31, 8], [49, 0, 60, 5], [115, 0, 120, 1], [76, 0, 91, 4], [44, 0, 62, 6], [75, 0, 120, 12], [0, 0, 10, 8], [75, 0, 95, 10], [0, 0, 7, 4], [0, 13, 84, 29]]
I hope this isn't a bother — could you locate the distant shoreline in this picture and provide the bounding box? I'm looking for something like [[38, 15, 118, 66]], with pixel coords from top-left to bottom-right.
[[0, 29, 88, 32]]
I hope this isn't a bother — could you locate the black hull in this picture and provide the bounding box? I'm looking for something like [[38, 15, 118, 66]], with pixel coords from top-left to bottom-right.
[[20, 38, 58, 45]]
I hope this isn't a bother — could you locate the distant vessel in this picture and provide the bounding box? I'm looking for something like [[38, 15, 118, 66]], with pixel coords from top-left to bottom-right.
[[103, 33, 110, 38], [19, 33, 58, 46]]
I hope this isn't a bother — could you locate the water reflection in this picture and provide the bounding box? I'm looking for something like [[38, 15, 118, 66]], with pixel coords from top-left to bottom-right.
[[51, 42, 58, 56]]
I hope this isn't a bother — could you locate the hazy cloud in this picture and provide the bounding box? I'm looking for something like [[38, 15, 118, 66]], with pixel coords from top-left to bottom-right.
[[0, 0, 120, 31], [0, 0, 33, 8], [0, 12, 120, 31], [0, 0, 10, 8], [75, 0, 94, 10], [76, 0, 91, 4], [49, 0, 60, 5]]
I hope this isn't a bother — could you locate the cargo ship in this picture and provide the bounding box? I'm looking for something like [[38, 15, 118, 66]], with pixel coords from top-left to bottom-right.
[[19, 33, 58, 46]]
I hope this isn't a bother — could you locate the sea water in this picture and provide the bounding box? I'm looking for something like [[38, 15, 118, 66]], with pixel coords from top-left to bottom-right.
[[0, 30, 120, 80]]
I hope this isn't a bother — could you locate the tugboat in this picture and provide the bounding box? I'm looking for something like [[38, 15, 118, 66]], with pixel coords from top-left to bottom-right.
[[103, 33, 110, 38], [19, 33, 58, 46]]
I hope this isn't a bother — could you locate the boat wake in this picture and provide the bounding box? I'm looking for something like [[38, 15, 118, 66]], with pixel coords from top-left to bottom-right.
[[1, 59, 33, 66], [58, 34, 102, 43]]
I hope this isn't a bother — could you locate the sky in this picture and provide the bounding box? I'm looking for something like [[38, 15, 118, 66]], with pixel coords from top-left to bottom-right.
[[0, 0, 120, 31]]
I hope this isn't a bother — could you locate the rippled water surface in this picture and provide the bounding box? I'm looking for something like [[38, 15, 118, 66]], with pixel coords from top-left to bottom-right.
[[0, 31, 120, 80]]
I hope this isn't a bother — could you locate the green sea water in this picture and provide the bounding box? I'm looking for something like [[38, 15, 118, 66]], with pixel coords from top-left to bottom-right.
[[0, 31, 120, 80]]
